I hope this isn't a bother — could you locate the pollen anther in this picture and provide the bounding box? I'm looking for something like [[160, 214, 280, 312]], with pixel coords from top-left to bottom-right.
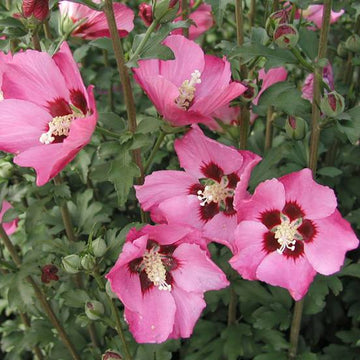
[[175, 70, 201, 110], [39, 114, 75, 145], [197, 176, 234, 207]]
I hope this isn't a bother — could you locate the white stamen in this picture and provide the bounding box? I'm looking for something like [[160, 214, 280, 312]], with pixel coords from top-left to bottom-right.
[[0, 91, 4, 101], [197, 176, 234, 207], [142, 247, 171, 291], [175, 70, 201, 110], [39, 114, 74, 145], [273, 214, 303, 254]]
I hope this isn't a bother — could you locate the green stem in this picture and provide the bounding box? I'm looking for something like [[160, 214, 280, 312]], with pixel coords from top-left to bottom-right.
[[144, 131, 166, 174], [31, 31, 41, 51], [264, 106, 274, 152], [103, 0, 144, 185], [103, 49, 114, 111], [182, 0, 190, 38], [289, 2, 332, 359], [192, 0, 203, 11], [249, 0, 256, 27], [129, 19, 159, 63], [227, 286, 237, 326], [43, 20, 52, 40], [93, 271, 133, 360], [96, 125, 122, 138], [291, 47, 314, 73], [273, 0, 279, 11], [0, 224, 81, 360]]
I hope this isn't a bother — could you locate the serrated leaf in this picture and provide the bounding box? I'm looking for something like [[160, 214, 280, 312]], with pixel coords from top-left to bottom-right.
[[207, 0, 233, 26], [62, 289, 90, 308], [298, 28, 319, 60]]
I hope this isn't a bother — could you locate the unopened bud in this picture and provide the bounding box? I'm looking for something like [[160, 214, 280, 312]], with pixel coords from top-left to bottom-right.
[[273, 24, 299, 49], [22, 0, 49, 21], [106, 280, 118, 299], [92, 238, 107, 258], [0, 161, 13, 179], [239, 80, 258, 102], [265, 10, 289, 37], [85, 300, 104, 320], [102, 350, 122, 360], [62, 254, 81, 274], [81, 254, 96, 271], [138, 3, 153, 27], [41, 264, 59, 284], [285, 116, 307, 140], [345, 34, 360, 54], [337, 42, 348, 58], [320, 91, 345, 117]]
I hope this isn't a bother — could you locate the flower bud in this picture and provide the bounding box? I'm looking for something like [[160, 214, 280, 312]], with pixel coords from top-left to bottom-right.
[[239, 80, 258, 102], [102, 351, 122, 360], [320, 91, 345, 117], [106, 280, 118, 299], [92, 238, 107, 258], [139, 3, 153, 27], [85, 300, 104, 320], [0, 161, 13, 179], [345, 34, 360, 54], [81, 254, 96, 271], [337, 42, 348, 58], [22, 0, 49, 21], [62, 254, 81, 274], [265, 10, 289, 37], [273, 24, 299, 49], [285, 116, 307, 140], [41, 264, 59, 284]]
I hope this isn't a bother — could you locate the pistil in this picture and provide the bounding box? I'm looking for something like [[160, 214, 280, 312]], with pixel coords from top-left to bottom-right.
[[197, 176, 234, 207], [39, 114, 75, 145]]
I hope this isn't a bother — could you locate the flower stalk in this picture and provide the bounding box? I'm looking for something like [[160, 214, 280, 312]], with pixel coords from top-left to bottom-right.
[[0, 223, 81, 360], [264, 106, 274, 152], [182, 0, 190, 38], [289, 2, 332, 359]]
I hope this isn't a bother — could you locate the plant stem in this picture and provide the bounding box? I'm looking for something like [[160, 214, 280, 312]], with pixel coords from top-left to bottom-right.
[[249, 0, 256, 27], [227, 286, 237, 326], [273, 0, 279, 11], [291, 47, 314, 73], [0, 224, 81, 360], [43, 20, 52, 40], [53, 175, 77, 243], [182, 0, 190, 38], [289, 2, 332, 359], [144, 131, 166, 174], [32, 31, 41, 51], [103, 0, 144, 184], [264, 106, 274, 152]]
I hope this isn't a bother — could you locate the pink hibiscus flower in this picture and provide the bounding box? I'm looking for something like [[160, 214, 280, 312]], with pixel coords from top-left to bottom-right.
[[135, 125, 261, 251], [302, 62, 334, 102], [106, 223, 229, 343], [0, 201, 18, 235], [59, 0, 134, 39], [22, 0, 49, 21], [0, 42, 97, 186], [230, 169, 359, 300], [133, 35, 246, 127], [300, 4, 344, 29]]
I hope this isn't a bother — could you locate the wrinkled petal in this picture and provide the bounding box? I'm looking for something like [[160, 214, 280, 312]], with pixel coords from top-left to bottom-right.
[[229, 221, 269, 279], [169, 287, 206, 339], [235, 178, 285, 222], [279, 168, 337, 219], [305, 210, 359, 275], [256, 252, 317, 301], [0, 99, 51, 153], [172, 243, 229, 293]]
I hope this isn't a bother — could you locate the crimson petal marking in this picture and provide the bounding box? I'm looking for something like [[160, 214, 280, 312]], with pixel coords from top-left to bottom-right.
[[200, 162, 224, 182]]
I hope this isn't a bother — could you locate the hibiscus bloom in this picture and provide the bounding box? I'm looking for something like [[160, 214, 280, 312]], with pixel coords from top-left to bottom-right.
[[300, 4, 344, 29], [0, 201, 18, 235], [22, 0, 49, 21], [59, 0, 134, 39], [133, 35, 246, 127], [135, 125, 261, 251], [230, 169, 359, 300], [106, 224, 229, 343], [0, 42, 97, 186]]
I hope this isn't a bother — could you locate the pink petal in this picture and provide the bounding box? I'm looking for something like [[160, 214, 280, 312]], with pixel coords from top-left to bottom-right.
[[235, 178, 285, 222], [0, 99, 51, 154], [175, 125, 244, 179], [253, 67, 288, 105], [302, 5, 344, 29], [169, 287, 206, 339], [123, 289, 176, 343], [135, 170, 196, 211], [304, 210, 359, 275], [160, 35, 205, 88], [0, 201, 18, 236], [172, 243, 229, 293], [2, 50, 69, 108], [256, 252, 317, 301], [279, 168, 337, 219], [229, 221, 269, 279], [188, 4, 214, 40], [203, 212, 238, 251]]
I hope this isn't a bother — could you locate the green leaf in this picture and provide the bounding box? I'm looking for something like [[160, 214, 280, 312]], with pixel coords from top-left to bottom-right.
[[254, 353, 287, 360], [298, 28, 319, 60], [1, 207, 20, 223], [337, 106, 360, 144], [207, 0, 233, 26], [98, 112, 126, 132], [317, 167, 343, 177], [73, 44, 90, 62], [64, 0, 102, 10], [89, 38, 113, 52], [62, 289, 90, 308]]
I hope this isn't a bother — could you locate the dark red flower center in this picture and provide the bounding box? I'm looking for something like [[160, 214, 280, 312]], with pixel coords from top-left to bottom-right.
[[189, 162, 239, 222], [128, 240, 178, 294], [260, 201, 317, 258], [41, 264, 59, 284]]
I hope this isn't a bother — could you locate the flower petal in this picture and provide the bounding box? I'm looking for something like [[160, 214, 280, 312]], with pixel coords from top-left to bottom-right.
[[304, 210, 359, 275], [0, 201, 18, 236], [279, 168, 337, 219]]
